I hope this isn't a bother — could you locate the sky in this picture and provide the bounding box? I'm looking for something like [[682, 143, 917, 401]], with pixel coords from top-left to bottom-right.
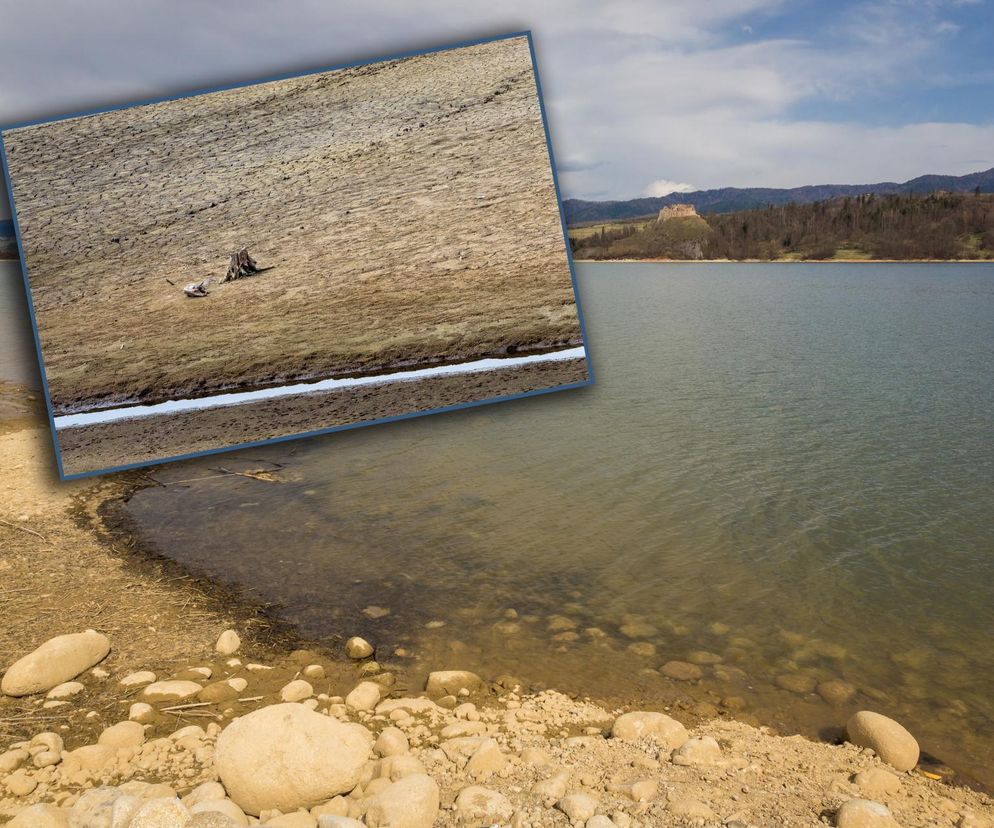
[[0, 0, 992, 219]]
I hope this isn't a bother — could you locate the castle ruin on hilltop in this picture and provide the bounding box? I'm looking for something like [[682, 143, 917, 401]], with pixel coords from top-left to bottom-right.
[[657, 203, 698, 222]]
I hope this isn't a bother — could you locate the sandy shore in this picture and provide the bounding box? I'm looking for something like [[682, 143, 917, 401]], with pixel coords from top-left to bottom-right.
[[2, 399, 993, 826], [55, 357, 589, 476]]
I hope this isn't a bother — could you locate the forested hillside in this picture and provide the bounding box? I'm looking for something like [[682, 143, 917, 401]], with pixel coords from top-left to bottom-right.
[[570, 192, 994, 261], [563, 167, 994, 224]]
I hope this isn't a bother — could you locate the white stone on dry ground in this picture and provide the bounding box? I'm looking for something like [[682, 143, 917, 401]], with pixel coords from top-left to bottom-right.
[[1, 630, 110, 696], [5, 803, 70, 827], [46, 681, 85, 699], [374, 727, 409, 757], [129, 796, 190, 827], [455, 785, 514, 824], [120, 670, 157, 688], [142, 680, 203, 703], [216, 629, 241, 655], [846, 711, 920, 772], [557, 792, 599, 822], [854, 767, 902, 798], [835, 798, 900, 827], [345, 637, 374, 659], [345, 681, 382, 712], [668, 796, 716, 820], [465, 739, 506, 780], [318, 816, 366, 827], [98, 720, 146, 749], [129, 702, 155, 723], [280, 679, 314, 702], [425, 670, 483, 698], [363, 773, 440, 828], [611, 711, 689, 751], [672, 736, 722, 765], [215, 703, 371, 815]]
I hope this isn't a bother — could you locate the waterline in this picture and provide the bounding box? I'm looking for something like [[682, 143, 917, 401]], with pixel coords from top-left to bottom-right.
[[53, 347, 587, 429]]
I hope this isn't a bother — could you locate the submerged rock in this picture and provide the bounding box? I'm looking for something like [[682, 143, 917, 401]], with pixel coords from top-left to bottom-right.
[[660, 661, 703, 681]]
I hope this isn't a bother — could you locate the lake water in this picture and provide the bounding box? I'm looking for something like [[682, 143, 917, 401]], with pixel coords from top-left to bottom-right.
[[117, 262, 993, 786]]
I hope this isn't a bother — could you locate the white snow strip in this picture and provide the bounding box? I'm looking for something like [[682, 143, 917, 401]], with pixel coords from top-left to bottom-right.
[[54, 347, 587, 429]]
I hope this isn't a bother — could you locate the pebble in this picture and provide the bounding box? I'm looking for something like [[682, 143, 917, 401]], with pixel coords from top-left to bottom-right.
[[557, 792, 599, 822], [216, 629, 242, 655], [425, 670, 482, 698], [345, 681, 382, 712], [374, 727, 410, 757], [345, 637, 374, 660], [455, 786, 514, 824], [142, 680, 204, 702], [672, 736, 722, 766], [835, 798, 900, 827], [46, 681, 85, 699], [120, 670, 157, 687], [129, 702, 155, 723], [363, 774, 440, 828], [5, 803, 70, 827], [612, 711, 689, 751], [303, 664, 326, 680], [280, 679, 315, 702], [854, 767, 902, 798]]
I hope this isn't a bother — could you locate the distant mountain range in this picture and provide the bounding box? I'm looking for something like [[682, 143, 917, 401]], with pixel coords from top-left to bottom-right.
[[564, 167, 994, 225]]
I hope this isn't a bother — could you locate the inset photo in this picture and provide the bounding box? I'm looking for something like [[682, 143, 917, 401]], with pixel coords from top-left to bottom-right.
[[1, 32, 589, 479]]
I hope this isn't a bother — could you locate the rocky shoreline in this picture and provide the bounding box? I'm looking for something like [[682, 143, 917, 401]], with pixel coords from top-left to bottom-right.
[[2, 414, 994, 826], [2, 625, 994, 827]]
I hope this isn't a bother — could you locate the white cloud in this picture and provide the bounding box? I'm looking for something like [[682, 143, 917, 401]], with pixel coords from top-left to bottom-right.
[[644, 179, 696, 197], [0, 0, 990, 204]]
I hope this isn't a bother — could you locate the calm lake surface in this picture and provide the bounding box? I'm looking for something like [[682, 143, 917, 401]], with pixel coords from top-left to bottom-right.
[[122, 263, 994, 784]]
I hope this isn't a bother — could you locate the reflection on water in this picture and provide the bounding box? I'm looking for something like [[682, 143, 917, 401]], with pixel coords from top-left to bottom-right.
[[125, 263, 994, 785]]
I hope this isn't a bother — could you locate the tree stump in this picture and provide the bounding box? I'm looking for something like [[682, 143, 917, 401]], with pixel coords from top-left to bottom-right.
[[224, 247, 259, 282]]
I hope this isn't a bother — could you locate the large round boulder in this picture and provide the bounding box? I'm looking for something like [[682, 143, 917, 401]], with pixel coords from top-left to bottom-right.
[[215, 703, 371, 815], [2, 631, 110, 696], [845, 711, 919, 772]]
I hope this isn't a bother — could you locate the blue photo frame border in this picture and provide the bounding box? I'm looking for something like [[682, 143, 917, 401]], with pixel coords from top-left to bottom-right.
[[0, 30, 593, 482]]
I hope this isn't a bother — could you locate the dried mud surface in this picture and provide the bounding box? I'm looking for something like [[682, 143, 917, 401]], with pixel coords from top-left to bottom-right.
[[4, 35, 580, 414], [55, 357, 588, 476]]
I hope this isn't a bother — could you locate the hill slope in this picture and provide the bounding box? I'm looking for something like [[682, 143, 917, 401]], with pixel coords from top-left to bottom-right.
[[564, 167, 994, 224]]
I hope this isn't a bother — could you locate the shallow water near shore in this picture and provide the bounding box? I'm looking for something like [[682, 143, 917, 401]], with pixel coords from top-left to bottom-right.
[[121, 262, 994, 786]]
